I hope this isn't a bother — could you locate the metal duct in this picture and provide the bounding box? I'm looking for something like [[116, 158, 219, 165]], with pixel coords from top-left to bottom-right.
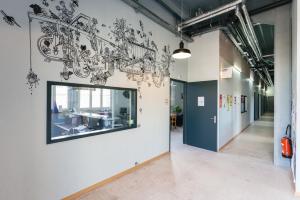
[[242, 4, 262, 59], [223, 27, 270, 86], [223, 28, 247, 58], [235, 8, 260, 60], [263, 67, 273, 86], [174, 0, 273, 86], [235, 7, 273, 86], [179, 0, 243, 29], [255, 69, 270, 86]]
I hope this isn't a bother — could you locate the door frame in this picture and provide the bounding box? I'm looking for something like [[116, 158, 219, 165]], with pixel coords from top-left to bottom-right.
[[169, 78, 187, 152]]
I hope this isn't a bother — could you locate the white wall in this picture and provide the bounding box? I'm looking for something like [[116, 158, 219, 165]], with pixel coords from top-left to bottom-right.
[[218, 32, 253, 149], [188, 31, 220, 82], [252, 4, 292, 167], [219, 70, 253, 148], [0, 0, 183, 199], [171, 58, 188, 81], [292, 0, 300, 193]]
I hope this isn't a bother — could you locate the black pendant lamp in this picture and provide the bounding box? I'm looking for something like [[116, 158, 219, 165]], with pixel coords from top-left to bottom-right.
[[172, 40, 191, 59], [172, 0, 191, 59]]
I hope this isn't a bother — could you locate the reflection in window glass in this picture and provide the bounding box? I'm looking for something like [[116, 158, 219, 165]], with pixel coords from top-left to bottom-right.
[[56, 86, 68, 109], [92, 89, 101, 108], [80, 90, 90, 108], [102, 89, 111, 107]]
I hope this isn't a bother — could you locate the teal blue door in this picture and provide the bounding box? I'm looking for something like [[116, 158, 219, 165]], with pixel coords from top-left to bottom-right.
[[185, 80, 218, 152]]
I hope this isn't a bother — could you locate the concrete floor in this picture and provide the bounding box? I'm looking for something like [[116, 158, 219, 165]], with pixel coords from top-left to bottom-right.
[[79, 115, 298, 200]]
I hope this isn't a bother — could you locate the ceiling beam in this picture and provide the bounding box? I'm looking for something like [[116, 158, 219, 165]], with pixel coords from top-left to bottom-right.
[[249, 0, 292, 16], [121, 0, 193, 42], [156, 0, 190, 20]]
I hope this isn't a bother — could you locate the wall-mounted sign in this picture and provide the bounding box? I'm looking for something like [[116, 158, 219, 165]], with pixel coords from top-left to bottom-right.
[[198, 96, 205, 107], [221, 67, 233, 79]]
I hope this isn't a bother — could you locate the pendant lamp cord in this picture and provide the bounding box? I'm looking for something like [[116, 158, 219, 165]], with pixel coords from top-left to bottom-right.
[[180, 0, 183, 41]]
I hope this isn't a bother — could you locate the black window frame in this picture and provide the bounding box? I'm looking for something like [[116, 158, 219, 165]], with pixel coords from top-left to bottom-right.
[[47, 81, 137, 144]]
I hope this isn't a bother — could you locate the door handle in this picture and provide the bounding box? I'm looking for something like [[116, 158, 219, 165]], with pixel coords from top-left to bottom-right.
[[210, 116, 217, 124]]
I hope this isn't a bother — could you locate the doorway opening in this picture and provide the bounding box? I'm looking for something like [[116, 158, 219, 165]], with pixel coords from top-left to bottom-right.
[[169, 79, 186, 151]]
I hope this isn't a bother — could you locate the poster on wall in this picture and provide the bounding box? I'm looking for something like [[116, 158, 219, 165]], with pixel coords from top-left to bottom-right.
[[220, 67, 233, 79], [198, 96, 205, 107], [227, 95, 230, 111]]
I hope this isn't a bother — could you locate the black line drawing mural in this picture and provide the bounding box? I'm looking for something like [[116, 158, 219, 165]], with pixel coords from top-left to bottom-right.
[[0, 10, 21, 27], [26, 0, 173, 93], [27, 13, 40, 94]]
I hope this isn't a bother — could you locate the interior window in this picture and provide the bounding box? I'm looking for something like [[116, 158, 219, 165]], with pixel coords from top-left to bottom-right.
[[80, 89, 90, 108], [48, 82, 137, 144], [55, 86, 68, 109], [92, 89, 101, 108], [102, 89, 111, 107]]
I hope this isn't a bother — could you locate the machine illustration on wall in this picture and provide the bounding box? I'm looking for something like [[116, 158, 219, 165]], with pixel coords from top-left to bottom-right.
[[26, 0, 173, 92]]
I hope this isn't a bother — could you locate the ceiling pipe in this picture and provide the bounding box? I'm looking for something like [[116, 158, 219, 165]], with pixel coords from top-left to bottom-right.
[[179, 0, 243, 29], [223, 27, 270, 86], [223, 28, 247, 57], [240, 5, 273, 86], [121, 0, 193, 42], [174, 0, 273, 86], [235, 8, 260, 61], [255, 69, 270, 86], [222, 27, 258, 70], [263, 67, 273, 86], [262, 54, 274, 58], [241, 4, 262, 58], [228, 24, 246, 47]]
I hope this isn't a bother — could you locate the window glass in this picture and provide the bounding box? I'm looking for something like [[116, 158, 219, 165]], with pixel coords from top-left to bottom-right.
[[102, 89, 111, 107], [92, 89, 101, 108], [80, 90, 90, 108], [48, 83, 137, 144], [55, 86, 68, 109]]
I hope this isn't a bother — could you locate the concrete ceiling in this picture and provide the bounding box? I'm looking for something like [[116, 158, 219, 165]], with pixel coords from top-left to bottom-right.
[[178, 0, 291, 16]]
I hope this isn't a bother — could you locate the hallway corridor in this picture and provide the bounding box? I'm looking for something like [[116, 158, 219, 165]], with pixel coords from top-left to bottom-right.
[[78, 115, 297, 200], [221, 113, 274, 163]]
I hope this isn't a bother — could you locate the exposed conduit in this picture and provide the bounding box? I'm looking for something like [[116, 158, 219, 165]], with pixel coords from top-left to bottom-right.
[[179, 0, 243, 29], [177, 0, 273, 86]]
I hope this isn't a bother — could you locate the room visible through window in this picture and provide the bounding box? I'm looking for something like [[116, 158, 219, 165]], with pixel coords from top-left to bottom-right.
[[48, 82, 137, 144]]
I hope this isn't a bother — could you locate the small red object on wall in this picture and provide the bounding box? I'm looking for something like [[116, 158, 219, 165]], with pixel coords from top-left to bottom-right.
[[219, 94, 222, 108]]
